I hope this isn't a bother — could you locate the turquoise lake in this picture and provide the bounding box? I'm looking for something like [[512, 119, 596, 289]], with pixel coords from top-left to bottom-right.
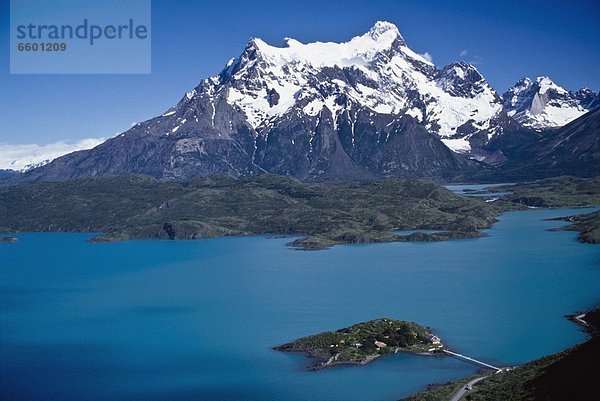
[[1, 207, 599, 401]]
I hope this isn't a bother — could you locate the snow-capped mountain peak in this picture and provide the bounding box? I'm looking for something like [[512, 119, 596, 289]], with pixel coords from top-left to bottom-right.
[[502, 76, 596, 130], [536, 76, 566, 95], [209, 21, 500, 152], [366, 20, 403, 42], [12, 22, 598, 184], [574, 87, 598, 109], [232, 21, 412, 71], [435, 61, 495, 99], [92, 23, 597, 171]]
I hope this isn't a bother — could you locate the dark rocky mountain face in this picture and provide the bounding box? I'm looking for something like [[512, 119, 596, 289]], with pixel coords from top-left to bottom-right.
[[518, 107, 600, 177], [19, 93, 477, 183], [8, 22, 598, 184], [587, 93, 600, 110], [486, 107, 600, 179], [0, 170, 19, 179]]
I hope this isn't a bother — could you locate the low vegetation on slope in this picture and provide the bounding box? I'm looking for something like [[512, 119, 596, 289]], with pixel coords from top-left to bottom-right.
[[456, 336, 600, 401], [561, 210, 600, 244], [1, 174, 598, 249], [403, 306, 600, 401], [491, 177, 600, 244], [275, 318, 439, 370], [0, 174, 502, 249], [493, 176, 600, 207]]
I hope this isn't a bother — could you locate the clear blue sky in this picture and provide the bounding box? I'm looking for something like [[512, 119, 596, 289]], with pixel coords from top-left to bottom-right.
[[1, 0, 599, 145]]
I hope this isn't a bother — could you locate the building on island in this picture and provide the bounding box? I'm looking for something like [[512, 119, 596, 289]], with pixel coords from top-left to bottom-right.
[[426, 334, 441, 345]]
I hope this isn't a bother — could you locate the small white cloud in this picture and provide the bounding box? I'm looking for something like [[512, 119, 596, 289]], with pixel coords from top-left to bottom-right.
[[0, 137, 107, 171], [468, 55, 484, 65], [459, 49, 468, 57], [419, 52, 433, 63]]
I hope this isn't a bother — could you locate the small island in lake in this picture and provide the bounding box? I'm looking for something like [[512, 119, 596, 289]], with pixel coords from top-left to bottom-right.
[[274, 318, 444, 370], [0, 236, 18, 243]]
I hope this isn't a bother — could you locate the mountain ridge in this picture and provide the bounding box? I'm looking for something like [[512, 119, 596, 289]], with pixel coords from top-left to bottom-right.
[[502, 76, 596, 130], [6, 21, 598, 184]]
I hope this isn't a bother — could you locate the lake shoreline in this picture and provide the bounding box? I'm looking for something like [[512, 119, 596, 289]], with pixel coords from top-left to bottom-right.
[[3, 205, 600, 401], [3, 205, 597, 250]]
